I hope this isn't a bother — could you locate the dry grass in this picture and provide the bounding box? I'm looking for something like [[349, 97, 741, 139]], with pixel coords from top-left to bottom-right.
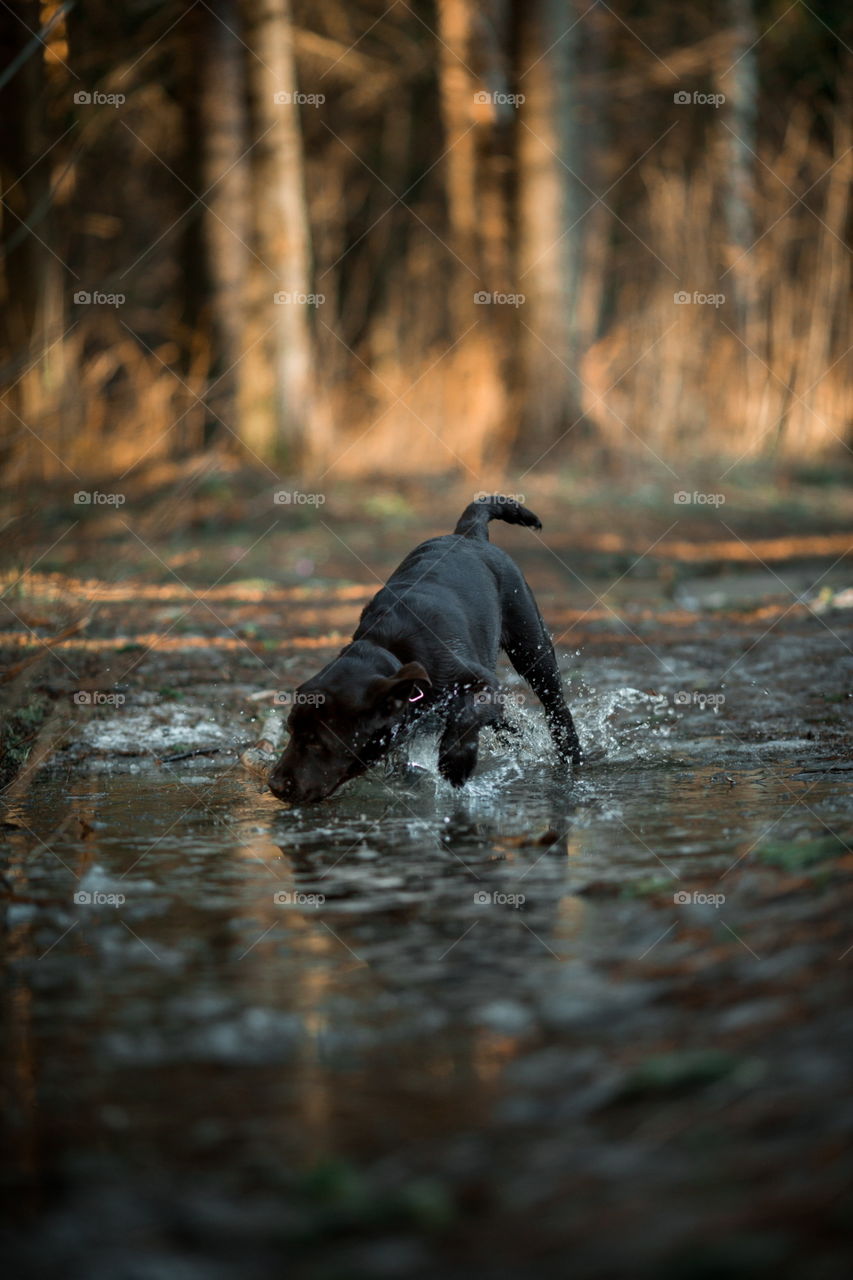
[[2, 91, 849, 482], [580, 106, 851, 463]]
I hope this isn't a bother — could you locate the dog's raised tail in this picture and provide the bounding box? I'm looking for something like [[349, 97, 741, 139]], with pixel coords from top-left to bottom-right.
[[454, 495, 542, 540]]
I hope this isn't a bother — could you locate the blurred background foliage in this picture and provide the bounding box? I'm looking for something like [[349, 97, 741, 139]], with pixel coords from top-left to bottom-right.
[[1, 0, 851, 484]]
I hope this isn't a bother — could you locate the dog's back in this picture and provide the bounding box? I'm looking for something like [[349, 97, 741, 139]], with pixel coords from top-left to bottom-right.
[[354, 497, 541, 655]]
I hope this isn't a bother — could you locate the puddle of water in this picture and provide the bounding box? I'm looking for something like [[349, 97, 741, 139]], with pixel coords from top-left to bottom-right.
[[6, 701, 849, 1006], [2, 649, 852, 1277], [75, 702, 233, 755]]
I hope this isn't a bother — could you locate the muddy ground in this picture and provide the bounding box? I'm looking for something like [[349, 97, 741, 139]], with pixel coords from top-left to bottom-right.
[[2, 463, 853, 1278]]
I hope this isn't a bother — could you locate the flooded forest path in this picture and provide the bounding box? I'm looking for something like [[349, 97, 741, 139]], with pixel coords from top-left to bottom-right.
[[2, 468, 852, 1278]]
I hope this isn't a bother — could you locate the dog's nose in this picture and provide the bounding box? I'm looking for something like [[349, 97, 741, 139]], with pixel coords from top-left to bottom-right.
[[268, 771, 320, 804], [267, 771, 293, 800]]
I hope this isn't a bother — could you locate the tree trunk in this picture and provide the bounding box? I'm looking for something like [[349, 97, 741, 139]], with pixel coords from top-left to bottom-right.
[[437, 0, 481, 295], [199, 0, 251, 436], [573, 2, 608, 352], [718, 0, 758, 338], [242, 0, 319, 462], [435, 0, 513, 472], [517, 0, 582, 452], [0, 0, 66, 477]]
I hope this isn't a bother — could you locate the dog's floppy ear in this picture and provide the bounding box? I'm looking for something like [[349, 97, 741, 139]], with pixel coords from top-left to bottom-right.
[[371, 662, 431, 712]]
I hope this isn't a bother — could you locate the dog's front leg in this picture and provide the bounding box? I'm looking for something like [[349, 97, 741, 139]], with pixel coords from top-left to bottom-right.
[[438, 689, 492, 787]]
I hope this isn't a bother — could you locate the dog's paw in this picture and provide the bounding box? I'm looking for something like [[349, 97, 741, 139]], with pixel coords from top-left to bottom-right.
[[563, 744, 583, 769], [491, 718, 521, 746], [550, 720, 582, 769], [551, 737, 582, 770], [438, 742, 478, 787]]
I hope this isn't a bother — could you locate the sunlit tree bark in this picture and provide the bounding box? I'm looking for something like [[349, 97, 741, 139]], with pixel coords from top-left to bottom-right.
[[718, 0, 758, 337], [517, 0, 582, 451], [435, 0, 513, 470], [199, 0, 251, 437], [242, 0, 318, 461], [0, 0, 66, 475], [437, 0, 480, 288]]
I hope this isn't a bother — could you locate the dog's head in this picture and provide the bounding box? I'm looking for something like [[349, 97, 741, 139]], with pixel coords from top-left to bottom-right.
[[268, 661, 430, 804]]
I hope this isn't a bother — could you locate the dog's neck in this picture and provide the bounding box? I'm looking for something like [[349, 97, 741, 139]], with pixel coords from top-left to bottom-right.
[[340, 637, 404, 676]]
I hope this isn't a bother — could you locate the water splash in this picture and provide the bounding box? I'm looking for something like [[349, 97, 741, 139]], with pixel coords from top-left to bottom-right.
[[394, 683, 676, 799]]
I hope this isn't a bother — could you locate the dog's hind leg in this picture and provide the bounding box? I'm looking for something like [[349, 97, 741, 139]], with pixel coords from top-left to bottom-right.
[[501, 580, 582, 767]]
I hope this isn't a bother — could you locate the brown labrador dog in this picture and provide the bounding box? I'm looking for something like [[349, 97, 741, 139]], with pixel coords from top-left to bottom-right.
[[268, 496, 581, 803]]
